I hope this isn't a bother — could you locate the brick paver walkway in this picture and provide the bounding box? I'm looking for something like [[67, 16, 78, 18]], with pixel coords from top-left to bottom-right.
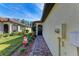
[[29, 36, 52, 56]]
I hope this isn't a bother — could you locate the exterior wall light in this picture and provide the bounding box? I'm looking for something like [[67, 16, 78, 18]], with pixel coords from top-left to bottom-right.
[[55, 28, 60, 34]]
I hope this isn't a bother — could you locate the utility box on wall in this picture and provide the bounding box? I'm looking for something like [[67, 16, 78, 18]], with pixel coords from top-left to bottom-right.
[[62, 24, 67, 39]]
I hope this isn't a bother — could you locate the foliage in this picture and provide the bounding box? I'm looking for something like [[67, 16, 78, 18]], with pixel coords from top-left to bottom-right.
[[9, 32, 23, 36], [9, 33, 14, 36], [21, 19, 30, 26], [26, 33, 33, 45], [9, 32, 17, 36], [32, 26, 36, 32], [0, 32, 34, 56], [19, 48, 26, 53], [25, 29, 29, 33]]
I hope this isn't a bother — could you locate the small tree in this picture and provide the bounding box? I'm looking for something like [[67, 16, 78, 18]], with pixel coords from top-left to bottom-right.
[[26, 30, 29, 33]]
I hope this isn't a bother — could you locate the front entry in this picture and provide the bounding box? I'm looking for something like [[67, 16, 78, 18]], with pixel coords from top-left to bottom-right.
[[4, 24, 9, 33], [38, 25, 42, 35]]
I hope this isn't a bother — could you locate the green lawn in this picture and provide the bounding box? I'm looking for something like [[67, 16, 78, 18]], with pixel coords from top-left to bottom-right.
[[0, 36, 20, 43], [0, 35, 23, 56]]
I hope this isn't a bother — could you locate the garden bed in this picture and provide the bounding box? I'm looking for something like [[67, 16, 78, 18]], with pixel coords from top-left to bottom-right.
[[0, 32, 36, 56], [11, 33, 36, 56], [11, 39, 35, 56]]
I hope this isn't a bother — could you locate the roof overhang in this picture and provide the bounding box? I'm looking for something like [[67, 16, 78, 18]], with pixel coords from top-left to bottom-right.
[[41, 3, 55, 22], [33, 3, 55, 25]]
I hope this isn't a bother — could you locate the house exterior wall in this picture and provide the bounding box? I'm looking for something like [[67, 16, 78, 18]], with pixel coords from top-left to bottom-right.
[[0, 23, 4, 33], [0, 22, 10, 33], [18, 25, 22, 32], [9, 23, 13, 33], [42, 3, 79, 56], [0, 22, 25, 33]]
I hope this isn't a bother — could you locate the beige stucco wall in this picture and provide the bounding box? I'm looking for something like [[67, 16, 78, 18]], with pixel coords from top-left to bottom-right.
[[0, 23, 4, 33], [0, 22, 24, 33], [42, 3, 79, 56], [0, 22, 12, 33]]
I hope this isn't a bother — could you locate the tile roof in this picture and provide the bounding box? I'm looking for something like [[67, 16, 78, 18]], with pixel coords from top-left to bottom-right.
[[0, 17, 26, 26], [0, 17, 8, 22]]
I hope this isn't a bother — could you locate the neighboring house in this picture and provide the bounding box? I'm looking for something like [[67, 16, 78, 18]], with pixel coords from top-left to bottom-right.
[[0, 17, 26, 34], [33, 3, 79, 56]]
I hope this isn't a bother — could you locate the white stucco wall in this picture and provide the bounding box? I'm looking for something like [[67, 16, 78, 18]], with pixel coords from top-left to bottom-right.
[[0, 23, 3, 33], [42, 3, 79, 56], [0, 22, 25, 33], [18, 25, 21, 32], [0, 22, 10, 33]]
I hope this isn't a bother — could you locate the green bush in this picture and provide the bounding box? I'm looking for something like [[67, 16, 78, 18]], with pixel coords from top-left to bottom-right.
[[26, 33, 33, 45], [19, 48, 26, 53], [26, 30, 29, 33], [9, 33, 14, 36], [17, 32, 22, 35], [9, 32, 19, 36], [10, 31, 27, 36], [9, 32, 16, 36]]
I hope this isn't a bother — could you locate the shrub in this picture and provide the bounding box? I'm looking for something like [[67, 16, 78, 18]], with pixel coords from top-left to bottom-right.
[[19, 48, 26, 53], [26, 30, 29, 33], [9, 32, 16, 36], [9, 33, 14, 36], [29, 32, 36, 39], [10, 32, 19, 36], [29, 33, 33, 36], [17, 32, 22, 35], [26, 33, 33, 45]]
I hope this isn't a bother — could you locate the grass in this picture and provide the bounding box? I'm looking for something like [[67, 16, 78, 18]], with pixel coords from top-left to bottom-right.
[[0, 35, 23, 56], [0, 36, 20, 43], [0, 44, 10, 51]]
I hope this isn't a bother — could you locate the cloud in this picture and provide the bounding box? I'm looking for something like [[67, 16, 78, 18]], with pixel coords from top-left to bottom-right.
[[0, 3, 43, 21], [35, 3, 44, 11], [24, 11, 41, 21], [0, 4, 26, 16]]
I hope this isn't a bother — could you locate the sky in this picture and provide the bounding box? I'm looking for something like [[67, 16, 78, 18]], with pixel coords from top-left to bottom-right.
[[0, 3, 44, 21]]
